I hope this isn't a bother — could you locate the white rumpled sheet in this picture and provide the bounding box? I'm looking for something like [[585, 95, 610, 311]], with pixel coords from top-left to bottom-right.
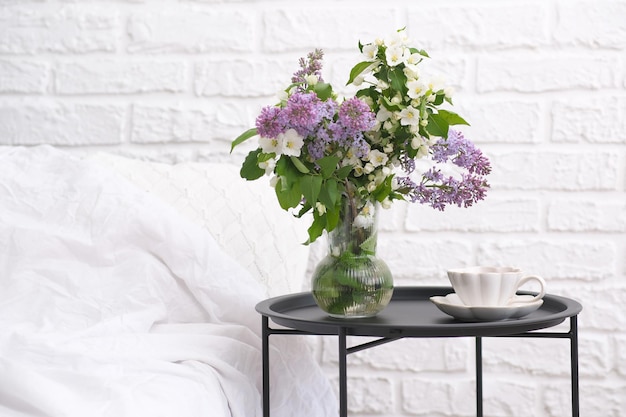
[[0, 146, 336, 417]]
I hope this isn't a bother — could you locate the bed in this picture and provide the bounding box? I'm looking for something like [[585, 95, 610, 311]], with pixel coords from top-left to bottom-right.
[[0, 145, 337, 417]]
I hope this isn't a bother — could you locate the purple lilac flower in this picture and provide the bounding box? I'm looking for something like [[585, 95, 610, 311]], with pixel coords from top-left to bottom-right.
[[432, 129, 491, 176], [256, 106, 287, 138], [308, 124, 334, 161], [399, 155, 416, 174], [396, 176, 420, 200], [284, 92, 324, 137], [423, 167, 444, 182], [409, 172, 489, 210], [318, 99, 337, 120], [338, 97, 376, 134], [349, 132, 370, 158], [291, 49, 325, 86]]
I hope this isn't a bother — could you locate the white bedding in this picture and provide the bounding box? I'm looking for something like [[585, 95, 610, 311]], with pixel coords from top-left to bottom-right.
[[0, 146, 336, 417]]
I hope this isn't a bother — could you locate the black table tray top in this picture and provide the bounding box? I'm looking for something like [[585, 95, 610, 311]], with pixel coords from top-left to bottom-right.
[[255, 286, 583, 338]]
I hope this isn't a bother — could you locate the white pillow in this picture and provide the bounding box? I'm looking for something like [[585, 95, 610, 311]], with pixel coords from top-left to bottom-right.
[[88, 153, 311, 297]]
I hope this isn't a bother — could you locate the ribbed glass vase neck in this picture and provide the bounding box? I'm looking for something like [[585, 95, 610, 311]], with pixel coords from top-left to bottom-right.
[[328, 198, 379, 258]]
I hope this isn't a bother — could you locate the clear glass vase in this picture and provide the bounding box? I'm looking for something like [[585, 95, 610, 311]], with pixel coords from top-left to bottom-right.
[[311, 197, 394, 318]]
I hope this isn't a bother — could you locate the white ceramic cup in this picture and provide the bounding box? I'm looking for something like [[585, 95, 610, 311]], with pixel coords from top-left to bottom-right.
[[446, 266, 546, 307]]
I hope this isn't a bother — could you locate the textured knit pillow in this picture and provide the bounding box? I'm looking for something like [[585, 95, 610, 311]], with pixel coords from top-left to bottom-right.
[[88, 153, 311, 297]]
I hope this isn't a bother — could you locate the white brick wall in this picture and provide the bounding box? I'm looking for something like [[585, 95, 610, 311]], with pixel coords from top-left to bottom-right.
[[1, 0, 625, 416]]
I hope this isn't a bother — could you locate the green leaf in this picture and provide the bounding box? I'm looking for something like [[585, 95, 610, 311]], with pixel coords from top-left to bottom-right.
[[335, 164, 353, 180], [372, 175, 393, 202], [275, 155, 294, 177], [295, 203, 312, 218], [300, 175, 323, 207], [388, 67, 407, 95], [432, 94, 444, 106], [318, 178, 339, 208], [240, 149, 265, 180], [317, 155, 340, 179], [314, 82, 333, 101], [381, 96, 402, 112], [290, 156, 310, 174], [356, 86, 377, 101], [359, 233, 377, 255], [275, 177, 302, 210], [437, 109, 470, 126], [324, 204, 340, 231], [347, 61, 374, 85], [230, 128, 258, 152], [425, 113, 449, 138], [305, 213, 326, 245]]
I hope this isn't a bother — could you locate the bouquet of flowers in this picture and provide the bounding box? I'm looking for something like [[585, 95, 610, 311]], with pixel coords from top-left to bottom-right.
[[231, 29, 491, 245]]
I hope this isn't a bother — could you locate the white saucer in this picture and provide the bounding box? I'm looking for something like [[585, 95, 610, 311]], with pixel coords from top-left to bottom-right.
[[430, 293, 543, 322]]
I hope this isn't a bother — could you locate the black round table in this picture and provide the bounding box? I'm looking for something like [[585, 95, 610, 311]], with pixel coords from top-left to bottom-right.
[[256, 286, 583, 417]]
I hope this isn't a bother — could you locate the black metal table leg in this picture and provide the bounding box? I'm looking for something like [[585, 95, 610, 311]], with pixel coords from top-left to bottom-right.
[[262, 315, 270, 417], [338, 326, 348, 417], [570, 316, 579, 417], [476, 337, 483, 417]]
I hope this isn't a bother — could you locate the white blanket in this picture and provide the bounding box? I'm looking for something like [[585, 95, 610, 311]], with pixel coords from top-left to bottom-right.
[[0, 146, 336, 417]]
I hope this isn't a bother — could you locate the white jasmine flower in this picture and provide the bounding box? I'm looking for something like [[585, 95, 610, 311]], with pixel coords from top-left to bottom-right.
[[259, 136, 281, 154], [403, 65, 420, 80], [362, 44, 378, 60], [399, 106, 421, 126], [342, 148, 360, 167], [366, 181, 377, 193], [406, 52, 422, 66], [383, 143, 393, 153], [363, 162, 375, 174], [410, 135, 435, 158], [376, 107, 392, 122], [368, 149, 389, 167], [381, 198, 392, 209], [315, 202, 326, 215], [258, 157, 276, 175], [385, 45, 406, 67], [411, 135, 428, 150], [415, 145, 429, 158], [353, 165, 365, 177], [305, 74, 318, 85], [420, 118, 429, 126], [407, 79, 427, 99], [383, 120, 396, 132], [279, 128, 304, 157]]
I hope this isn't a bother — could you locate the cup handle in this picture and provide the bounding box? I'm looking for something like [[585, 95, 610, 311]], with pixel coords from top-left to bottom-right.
[[514, 275, 546, 303]]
